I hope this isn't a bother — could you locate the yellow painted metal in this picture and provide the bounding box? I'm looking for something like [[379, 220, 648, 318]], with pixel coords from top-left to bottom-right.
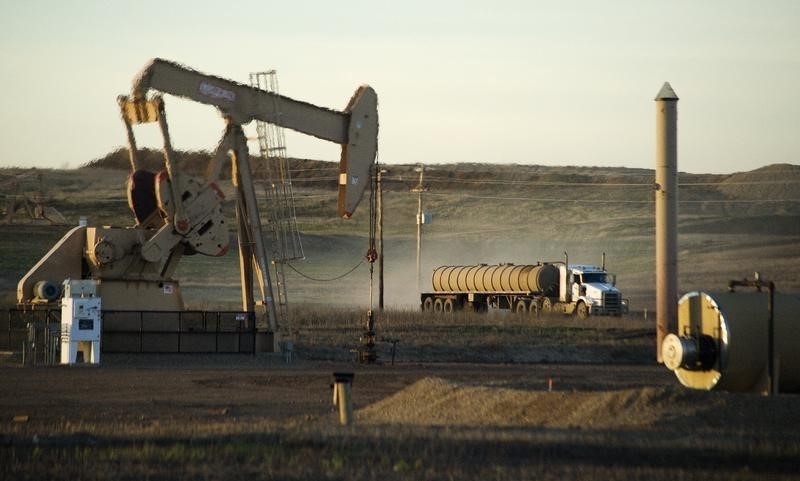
[[508, 265, 526, 291], [475, 265, 492, 291], [671, 291, 800, 393], [430, 264, 559, 293], [463, 265, 480, 291], [96, 280, 184, 311], [17, 226, 86, 303], [119, 97, 160, 124], [18, 226, 187, 310]]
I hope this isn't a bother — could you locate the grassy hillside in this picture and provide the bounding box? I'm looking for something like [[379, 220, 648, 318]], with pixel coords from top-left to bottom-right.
[[1, 154, 799, 310]]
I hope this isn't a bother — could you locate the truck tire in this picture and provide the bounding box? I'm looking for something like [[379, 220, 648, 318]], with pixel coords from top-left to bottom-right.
[[529, 300, 540, 319], [541, 297, 553, 314], [433, 298, 444, 313], [422, 296, 434, 312], [576, 301, 589, 320], [515, 300, 527, 314], [443, 298, 454, 313]]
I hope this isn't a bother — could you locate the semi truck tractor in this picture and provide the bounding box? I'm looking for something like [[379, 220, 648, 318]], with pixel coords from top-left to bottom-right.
[[420, 258, 627, 319]]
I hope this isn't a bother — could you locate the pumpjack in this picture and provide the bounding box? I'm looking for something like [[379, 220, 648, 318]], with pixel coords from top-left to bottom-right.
[[17, 59, 378, 351]]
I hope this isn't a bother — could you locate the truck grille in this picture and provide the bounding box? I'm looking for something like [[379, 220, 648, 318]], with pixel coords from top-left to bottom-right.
[[601, 292, 622, 315]]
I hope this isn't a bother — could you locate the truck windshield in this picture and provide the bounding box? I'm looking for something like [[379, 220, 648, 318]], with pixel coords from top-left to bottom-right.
[[582, 273, 607, 283]]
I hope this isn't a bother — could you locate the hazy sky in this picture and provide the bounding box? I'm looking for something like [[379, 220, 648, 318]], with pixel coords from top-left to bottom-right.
[[1, 0, 797, 174]]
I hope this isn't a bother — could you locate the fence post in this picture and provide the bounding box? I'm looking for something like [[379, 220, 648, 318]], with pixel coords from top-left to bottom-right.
[[178, 311, 182, 353], [252, 312, 256, 356], [139, 311, 143, 353]]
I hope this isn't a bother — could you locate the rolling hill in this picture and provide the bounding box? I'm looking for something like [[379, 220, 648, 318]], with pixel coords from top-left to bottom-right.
[[1, 152, 798, 310]]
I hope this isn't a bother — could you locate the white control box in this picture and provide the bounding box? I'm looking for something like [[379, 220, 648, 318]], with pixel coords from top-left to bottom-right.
[[61, 279, 101, 365]]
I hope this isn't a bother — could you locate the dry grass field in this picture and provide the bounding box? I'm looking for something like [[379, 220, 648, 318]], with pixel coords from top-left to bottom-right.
[[2, 329, 800, 480], [1, 157, 800, 479]]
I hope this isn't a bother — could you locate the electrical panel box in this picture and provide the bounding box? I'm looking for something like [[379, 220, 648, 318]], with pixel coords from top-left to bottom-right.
[[61, 279, 101, 365]]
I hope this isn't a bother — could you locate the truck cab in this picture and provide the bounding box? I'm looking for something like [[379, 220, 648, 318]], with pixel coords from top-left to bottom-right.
[[562, 264, 626, 318]]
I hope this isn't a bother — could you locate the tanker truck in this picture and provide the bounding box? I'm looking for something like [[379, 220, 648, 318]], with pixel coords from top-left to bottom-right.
[[420, 258, 627, 319]]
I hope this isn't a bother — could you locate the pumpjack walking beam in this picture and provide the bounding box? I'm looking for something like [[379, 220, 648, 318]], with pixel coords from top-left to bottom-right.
[[128, 58, 378, 218]]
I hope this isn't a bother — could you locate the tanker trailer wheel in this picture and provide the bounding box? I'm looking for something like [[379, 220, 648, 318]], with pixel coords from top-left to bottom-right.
[[433, 298, 444, 313], [540, 297, 553, 314], [422, 296, 434, 312], [529, 300, 540, 319], [515, 300, 527, 315], [443, 298, 455, 313], [575, 301, 589, 320]]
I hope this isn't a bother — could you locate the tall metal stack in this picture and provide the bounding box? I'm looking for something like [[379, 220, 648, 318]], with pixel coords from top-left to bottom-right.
[[248, 71, 305, 327], [654, 82, 679, 363]]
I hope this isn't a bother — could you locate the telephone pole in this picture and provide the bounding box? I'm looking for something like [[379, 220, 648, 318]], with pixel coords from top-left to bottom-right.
[[411, 164, 426, 294]]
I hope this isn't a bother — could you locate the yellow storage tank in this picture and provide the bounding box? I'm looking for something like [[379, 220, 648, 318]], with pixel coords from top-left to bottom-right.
[[662, 291, 800, 393], [430, 264, 558, 294]]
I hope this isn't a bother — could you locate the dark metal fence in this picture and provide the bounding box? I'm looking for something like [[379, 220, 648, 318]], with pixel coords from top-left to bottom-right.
[[3, 308, 256, 354]]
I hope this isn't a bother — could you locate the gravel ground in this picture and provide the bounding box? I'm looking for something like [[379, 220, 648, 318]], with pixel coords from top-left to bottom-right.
[[2, 355, 800, 480]]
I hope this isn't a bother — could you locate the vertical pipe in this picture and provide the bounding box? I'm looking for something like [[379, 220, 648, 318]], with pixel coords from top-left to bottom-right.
[[377, 169, 386, 312], [337, 382, 353, 425], [655, 82, 679, 363], [332, 372, 355, 425], [767, 280, 776, 395]]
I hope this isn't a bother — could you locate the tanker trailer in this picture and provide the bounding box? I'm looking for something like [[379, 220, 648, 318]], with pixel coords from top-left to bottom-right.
[[420, 261, 627, 318]]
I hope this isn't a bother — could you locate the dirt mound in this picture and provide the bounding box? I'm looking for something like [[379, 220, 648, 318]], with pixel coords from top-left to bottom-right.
[[358, 377, 689, 428], [358, 377, 800, 431]]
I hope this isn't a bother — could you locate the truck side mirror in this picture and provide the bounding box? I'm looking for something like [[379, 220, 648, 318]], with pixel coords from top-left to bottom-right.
[[611, 274, 617, 286]]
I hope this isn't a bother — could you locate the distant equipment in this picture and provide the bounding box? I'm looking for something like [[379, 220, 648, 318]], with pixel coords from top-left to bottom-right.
[[2, 171, 67, 225], [421, 254, 627, 318], [60, 279, 101, 365]]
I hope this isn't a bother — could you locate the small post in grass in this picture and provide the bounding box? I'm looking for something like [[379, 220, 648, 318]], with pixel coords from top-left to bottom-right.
[[332, 372, 355, 425]]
